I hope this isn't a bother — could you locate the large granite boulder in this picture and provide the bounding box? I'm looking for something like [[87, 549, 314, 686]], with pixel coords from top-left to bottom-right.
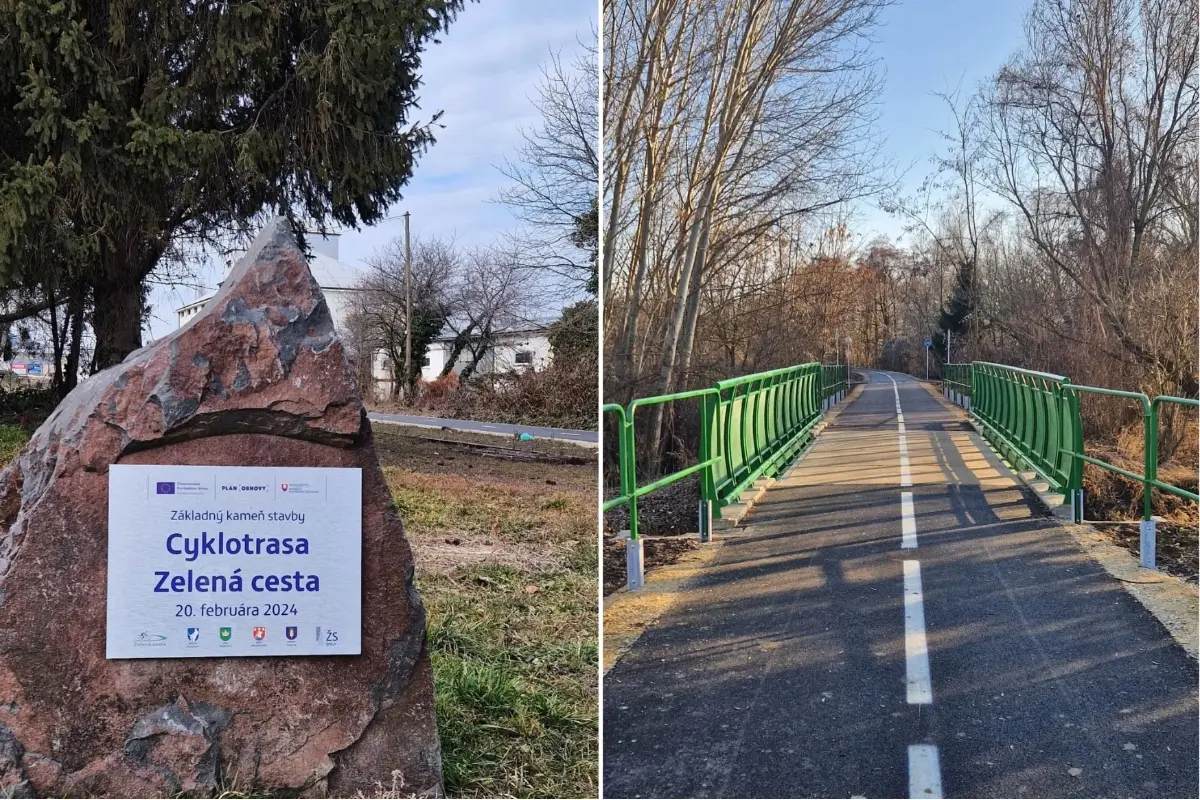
[[0, 220, 442, 797]]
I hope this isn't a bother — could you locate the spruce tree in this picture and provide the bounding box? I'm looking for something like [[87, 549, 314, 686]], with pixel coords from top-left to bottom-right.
[[0, 0, 466, 368], [934, 260, 973, 366]]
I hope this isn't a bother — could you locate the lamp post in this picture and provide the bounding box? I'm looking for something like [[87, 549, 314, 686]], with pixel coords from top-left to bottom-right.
[[403, 211, 412, 403]]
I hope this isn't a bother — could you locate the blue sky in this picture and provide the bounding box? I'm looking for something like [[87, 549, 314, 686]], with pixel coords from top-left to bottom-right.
[[147, 0, 1032, 337], [147, 0, 596, 339], [852, 0, 1033, 245]]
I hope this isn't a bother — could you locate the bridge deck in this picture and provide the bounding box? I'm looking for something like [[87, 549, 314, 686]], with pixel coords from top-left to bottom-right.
[[603, 371, 1198, 799]]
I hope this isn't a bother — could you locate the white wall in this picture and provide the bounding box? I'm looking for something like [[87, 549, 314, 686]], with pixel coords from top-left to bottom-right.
[[323, 288, 355, 333], [378, 331, 553, 387], [487, 333, 551, 373]]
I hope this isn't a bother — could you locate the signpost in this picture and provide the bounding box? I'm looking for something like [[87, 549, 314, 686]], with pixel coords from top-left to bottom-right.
[[106, 465, 362, 658], [924, 337, 932, 380]]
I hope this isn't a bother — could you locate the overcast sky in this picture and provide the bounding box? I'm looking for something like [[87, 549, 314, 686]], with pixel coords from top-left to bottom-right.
[[146, 0, 596, 340]]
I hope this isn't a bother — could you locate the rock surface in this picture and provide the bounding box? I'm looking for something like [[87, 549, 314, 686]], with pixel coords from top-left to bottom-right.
[[0, 220, 442, 797]]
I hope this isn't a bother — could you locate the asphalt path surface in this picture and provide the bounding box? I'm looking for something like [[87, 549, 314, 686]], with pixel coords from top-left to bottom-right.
[[367, 411, 597, 444], [603, 371, 1197, 798]]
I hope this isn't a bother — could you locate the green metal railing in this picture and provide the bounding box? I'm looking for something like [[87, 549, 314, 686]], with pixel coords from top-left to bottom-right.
[[602, 390, 720, 542], [1060, 389, 1200, 517], [822, 364, 848, 400], [970, 362, 1082, 496], [709, 364, 825, 510], [942, 363, 971, 400], [604, 362, 849, 555], [942, 361, 1197, 568]]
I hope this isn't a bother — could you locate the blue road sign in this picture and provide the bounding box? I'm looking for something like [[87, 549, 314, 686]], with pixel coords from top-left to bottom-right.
[[923, 338, 932, 349]]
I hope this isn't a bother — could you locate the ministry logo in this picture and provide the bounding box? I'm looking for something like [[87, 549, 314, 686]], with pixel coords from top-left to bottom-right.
[[155, 481, 175, 495], [280, 483, 289, 492]]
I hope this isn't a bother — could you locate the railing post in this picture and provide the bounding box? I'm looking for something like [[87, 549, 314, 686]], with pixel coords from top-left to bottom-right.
[[1141, 402, 1157, 569], [698, 391, 715, 544], [623, 412, 643, 590]]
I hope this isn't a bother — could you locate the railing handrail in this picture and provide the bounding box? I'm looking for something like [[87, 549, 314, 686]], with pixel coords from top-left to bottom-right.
[[972, 361, 1069, 382], [950, 363, 1197, 525], [605, 361, 848, 541]]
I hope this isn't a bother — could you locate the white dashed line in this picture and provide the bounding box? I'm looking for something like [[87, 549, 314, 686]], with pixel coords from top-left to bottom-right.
[[903, 559, 933, 704], [908, 744, 943, 798], [878, 375, 944, 797], [901, 492, 917, 549]]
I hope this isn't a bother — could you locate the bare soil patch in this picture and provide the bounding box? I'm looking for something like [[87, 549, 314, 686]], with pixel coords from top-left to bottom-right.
[[602, 474, 699, 537], [373, 422, 596, 492], [1090, 522, 1198, 585], [1082, 455, 1198, 584], [603, 534, 698, 596], [602, 473, 701, 595]]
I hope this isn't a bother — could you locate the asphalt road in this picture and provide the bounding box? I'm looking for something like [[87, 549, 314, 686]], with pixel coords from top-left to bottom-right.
[[366, 411, 597, 444], [602, 371, 1198, 799]]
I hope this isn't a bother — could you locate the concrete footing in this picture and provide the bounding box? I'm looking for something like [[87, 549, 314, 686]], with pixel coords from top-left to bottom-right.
[[698, 500, 712, 543], [626, 536, 645, 591], [1140, 519, 1156, 569]]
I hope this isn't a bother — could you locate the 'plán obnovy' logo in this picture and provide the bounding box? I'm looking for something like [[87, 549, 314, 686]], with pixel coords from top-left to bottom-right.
[[155, 481, 175, 495]]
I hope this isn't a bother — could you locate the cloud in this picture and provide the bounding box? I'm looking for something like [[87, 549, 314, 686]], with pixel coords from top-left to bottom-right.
[[146, 0, 596, 339]]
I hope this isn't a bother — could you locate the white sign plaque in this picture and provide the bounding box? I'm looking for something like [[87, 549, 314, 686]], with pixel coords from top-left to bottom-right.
[[106, 465, 362, 658]]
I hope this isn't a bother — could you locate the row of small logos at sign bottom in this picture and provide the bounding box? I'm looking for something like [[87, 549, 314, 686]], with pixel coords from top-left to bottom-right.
[[135, 627, 340, 645]]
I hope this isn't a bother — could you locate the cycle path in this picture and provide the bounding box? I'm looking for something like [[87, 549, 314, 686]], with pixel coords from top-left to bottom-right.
[[602, 371, 1198, 799]]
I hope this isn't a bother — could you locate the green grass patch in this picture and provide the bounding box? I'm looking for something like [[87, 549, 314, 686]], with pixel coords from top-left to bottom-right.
[[0, 425, 30, 467], [420, 551, 597, 798]]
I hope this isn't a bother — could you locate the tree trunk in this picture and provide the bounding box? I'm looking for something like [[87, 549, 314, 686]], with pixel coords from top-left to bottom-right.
[[63, 287, 85, 397], [90, 273, 146, 372], [48, 289, 63, 397]]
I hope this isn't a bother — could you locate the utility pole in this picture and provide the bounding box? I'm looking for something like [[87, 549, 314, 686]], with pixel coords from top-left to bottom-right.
[[403, 212, 412, 403], [947, 329, 952, 364]]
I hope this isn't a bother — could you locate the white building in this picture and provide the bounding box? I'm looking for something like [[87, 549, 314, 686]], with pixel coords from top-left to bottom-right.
[[405, 322, 552, 383], [177, 234, 554, 393]]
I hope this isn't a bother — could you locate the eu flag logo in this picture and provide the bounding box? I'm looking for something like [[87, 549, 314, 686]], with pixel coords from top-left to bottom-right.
[[156, 482, 175, 495]]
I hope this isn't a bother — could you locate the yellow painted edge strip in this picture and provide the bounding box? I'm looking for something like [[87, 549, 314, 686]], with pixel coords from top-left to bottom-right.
[[602, 543, 719, 673]]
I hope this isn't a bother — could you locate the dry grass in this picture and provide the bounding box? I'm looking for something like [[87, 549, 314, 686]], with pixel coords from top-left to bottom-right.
[[381, 443, 598, 798]]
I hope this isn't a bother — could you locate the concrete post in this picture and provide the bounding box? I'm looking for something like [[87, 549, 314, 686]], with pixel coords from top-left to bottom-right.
[[626, 537, 645, 590], [1139, 520, 1156, 569]]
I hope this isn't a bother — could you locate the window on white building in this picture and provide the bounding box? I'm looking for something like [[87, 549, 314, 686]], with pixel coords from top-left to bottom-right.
[[515, 351, 533, 365]]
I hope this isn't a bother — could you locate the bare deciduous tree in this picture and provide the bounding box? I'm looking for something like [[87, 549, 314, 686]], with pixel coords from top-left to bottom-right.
[[981, 0, 1199, 394], [604, 0, 890, 456], [498, 39, 599, 295]]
